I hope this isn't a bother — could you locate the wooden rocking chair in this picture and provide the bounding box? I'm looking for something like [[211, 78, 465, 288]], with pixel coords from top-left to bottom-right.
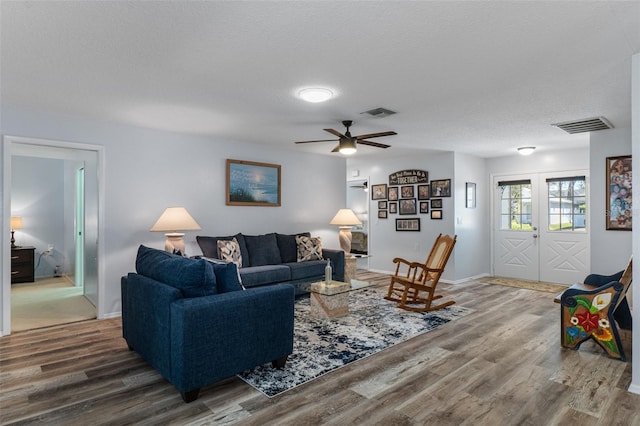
[[385, 233, 457, 312]]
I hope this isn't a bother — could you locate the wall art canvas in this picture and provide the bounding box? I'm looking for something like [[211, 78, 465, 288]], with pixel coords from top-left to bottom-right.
[[226, 159, 281, 206], [606, 155, 632, 230]]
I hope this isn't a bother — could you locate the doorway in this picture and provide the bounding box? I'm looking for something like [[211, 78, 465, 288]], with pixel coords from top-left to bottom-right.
[[347, 178, 369, 269], [2, 137, 104, 335], [493, 171, 589, 284]]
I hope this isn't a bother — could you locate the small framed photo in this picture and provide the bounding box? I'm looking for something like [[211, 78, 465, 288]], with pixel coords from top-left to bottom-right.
[[431, 210, 442, 220], [401, 185, 414, 198], [466, 182, 476, 208], [431, 199, 443, 209], [372, 184, 388, 200], [418, 184, 430, 200], [430, 179, 451, 197], [378, 210, 388, 219], [606, 155, 632, 230], [420, 201, 429, 214], [388, 186, 399, 201], [378, 200, 387, 209], [396, 218, 420, 231], [399, 198, 417, 215], [389, 202, 398, 214]]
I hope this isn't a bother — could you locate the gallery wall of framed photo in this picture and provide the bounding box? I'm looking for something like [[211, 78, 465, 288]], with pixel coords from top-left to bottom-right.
[[372, 169, 452, 231]]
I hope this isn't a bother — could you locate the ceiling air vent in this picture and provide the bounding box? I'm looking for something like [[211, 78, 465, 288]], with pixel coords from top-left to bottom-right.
[[361, 107, 397, 118], [551, 116, 613, 134]]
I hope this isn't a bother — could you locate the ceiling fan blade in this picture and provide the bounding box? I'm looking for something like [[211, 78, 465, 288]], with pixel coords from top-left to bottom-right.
[[358, 140, 391, 149], [355, 131, 397, 140], [324, 128, 346, 138], [331, 145, 341, 152], [294, 139, 338, 144]]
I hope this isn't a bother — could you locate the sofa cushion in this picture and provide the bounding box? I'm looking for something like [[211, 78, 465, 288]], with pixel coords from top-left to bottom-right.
[[217, 238, 243, 267], [197, 234, 250, 266], [244, 233, 282, 266], [135, 245, 216, 298], [284, 260, 327, 281], [296, 235, 323, 262], [276, 232, 311, 263], [239, 265, 291, 288], [201, 257, 245, 293]]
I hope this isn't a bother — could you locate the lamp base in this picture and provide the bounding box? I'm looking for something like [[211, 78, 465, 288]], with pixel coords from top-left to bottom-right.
[[338, 227, 353, 257], [164, 233, 186, 255]]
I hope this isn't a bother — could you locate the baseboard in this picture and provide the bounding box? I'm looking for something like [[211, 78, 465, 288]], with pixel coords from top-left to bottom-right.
[[365, 269, 490, 285], [101, 311, 122, 319], [628, 383, 640, 395]]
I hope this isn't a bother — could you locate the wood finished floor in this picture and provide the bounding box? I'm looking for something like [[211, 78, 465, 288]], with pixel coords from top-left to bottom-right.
[[1, 272, 638, 425]]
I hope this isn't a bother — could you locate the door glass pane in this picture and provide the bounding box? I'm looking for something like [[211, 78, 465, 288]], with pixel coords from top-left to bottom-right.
[[499, 183, 532, 230], [547, 177, 586, 232]]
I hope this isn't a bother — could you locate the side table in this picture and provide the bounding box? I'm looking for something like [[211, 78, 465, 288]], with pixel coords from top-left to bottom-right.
[[11, 246, 35, 284]]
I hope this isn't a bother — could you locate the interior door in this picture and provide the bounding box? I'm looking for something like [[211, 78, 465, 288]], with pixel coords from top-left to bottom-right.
[[493, 172, 589, 284], [494, 176, 539, 281]]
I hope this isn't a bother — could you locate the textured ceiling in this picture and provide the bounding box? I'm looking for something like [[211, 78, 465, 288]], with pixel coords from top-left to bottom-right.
[[2, 1, 639, 158]]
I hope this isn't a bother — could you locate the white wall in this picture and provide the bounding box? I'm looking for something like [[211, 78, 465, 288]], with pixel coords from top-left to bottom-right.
[[1, 106, 347, 323], [629, 52, 639, 395], [589, 127, 632, 272]]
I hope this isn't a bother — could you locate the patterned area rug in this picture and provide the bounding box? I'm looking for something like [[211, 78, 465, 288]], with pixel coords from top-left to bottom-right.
[[238, 287, 472, 397], [485, 277, 568, 294]]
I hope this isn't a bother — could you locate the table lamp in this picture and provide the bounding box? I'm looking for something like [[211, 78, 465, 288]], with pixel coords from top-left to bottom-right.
[[329, 209, 362, 256], [150, 207, 201, 255], [10, 216, 23, 248]]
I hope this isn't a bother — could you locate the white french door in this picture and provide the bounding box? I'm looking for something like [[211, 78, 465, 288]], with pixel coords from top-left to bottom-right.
[[493, 171, 589, 284]]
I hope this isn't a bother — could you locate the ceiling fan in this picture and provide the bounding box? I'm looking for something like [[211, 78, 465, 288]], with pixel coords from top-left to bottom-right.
[[294, 120, 397, 155]]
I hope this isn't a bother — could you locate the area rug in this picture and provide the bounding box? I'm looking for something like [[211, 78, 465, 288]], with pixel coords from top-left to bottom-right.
[[485, 277, 568, 294], [238, 287, 472, 397]]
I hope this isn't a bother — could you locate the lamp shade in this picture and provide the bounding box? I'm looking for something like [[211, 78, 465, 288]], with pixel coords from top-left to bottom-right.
[[10, 216, 23, 230], [150, 207, 201, 232], [330, 209, 362, 226]]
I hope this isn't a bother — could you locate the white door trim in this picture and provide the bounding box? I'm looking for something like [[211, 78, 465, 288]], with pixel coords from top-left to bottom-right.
[[2, 136, 105, 336]]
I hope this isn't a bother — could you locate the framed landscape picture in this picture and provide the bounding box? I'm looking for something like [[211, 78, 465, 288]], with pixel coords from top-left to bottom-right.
[[226, 159, 281, 206], [430, 179, 451, 197], [606, 155, 632, 230], [396, 218, 420, 231]]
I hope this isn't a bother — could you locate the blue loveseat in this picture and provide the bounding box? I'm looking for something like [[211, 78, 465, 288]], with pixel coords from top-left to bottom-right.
[[196, 232, 345, 293], [121, 245, 295, 402]]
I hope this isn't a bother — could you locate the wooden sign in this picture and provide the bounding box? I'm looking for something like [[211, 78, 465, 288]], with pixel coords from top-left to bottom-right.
[[389, 170, 428, 185]]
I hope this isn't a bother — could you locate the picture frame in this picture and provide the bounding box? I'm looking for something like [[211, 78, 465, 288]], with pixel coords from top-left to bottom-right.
[[431, 210, 443, 220], [430, 179, 451, 197], [371, 184, 388, 200], [400, 185, 414, 198], [430, 198, 443, 209], [396, 218, 420, 231], [606, 155, 632, 230], [466, 182, 476, 208], [226, 159, 281, 206], [418, 184, 430, 200], [388, 186, 399, 201], [378, 210, 388, 219], [378, 200, 387, 209], [389, 202, 398, 214], [420, 201, 429, 214], [399, 198, 417, 215]]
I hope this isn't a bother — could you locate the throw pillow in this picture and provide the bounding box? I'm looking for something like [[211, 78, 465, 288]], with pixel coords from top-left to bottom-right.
[[276, 232, 311, 263], [244, 233, 282, 266], [296, 235, 323, 262], [217, 237, 243, 267], [201, 257, 245, 292]]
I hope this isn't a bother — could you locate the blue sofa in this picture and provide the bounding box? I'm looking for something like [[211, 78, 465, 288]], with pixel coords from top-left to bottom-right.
[[196, 232, 345, 293], [121, 245, 295, 402]]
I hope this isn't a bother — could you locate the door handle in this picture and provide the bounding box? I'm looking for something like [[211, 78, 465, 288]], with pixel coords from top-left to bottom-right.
[[533, 234, 538, 238]]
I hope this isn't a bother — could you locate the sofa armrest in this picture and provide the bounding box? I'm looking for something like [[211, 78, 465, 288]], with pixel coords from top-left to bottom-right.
[[169, 284, 295, 393], [121, 273, 183, 379], [323, 249, 345, 282]]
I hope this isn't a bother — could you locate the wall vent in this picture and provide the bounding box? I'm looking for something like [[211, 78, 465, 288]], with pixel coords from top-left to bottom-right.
[[551, 116, 613, 134], [361, 107, 397, 118]]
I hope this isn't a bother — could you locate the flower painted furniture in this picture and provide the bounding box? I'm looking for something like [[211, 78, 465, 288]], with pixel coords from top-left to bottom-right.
[[557, 258, 632, 361]]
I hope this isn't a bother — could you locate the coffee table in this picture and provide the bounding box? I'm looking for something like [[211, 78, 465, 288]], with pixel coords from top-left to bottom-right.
[[309, 279, 376, 319]]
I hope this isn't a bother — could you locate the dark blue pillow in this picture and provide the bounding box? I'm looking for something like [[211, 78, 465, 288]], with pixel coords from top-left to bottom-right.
[[135, 245, 216, 297], [206, 260, 244, 293], [276, 232, 311, 263], [244, 233, 282, 266]]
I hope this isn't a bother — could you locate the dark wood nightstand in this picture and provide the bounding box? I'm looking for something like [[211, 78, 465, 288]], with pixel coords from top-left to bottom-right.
[[11, 246, 35, 284]]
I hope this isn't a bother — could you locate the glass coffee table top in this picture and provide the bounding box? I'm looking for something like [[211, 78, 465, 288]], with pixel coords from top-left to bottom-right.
[[309, 279, 376, 296]]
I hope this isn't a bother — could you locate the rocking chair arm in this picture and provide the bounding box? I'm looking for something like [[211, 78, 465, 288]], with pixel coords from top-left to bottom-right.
[[392, 257, 413, 266], [409, 263, 443, 274]]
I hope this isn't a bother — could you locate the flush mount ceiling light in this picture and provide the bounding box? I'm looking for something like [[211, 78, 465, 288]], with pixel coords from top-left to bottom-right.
[[517, 147, 536, 156], [298, 87, 334, 103]]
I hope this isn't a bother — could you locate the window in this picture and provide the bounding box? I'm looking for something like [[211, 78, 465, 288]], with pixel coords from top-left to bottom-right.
[[498, 180, 532, 230], [546, 176, 586, 231]]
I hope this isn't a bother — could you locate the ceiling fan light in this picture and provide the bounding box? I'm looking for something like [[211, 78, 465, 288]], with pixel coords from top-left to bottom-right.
[[339, 138, 357, 155], [517, 146, 536, 156], [298, 87, 333, 103]]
